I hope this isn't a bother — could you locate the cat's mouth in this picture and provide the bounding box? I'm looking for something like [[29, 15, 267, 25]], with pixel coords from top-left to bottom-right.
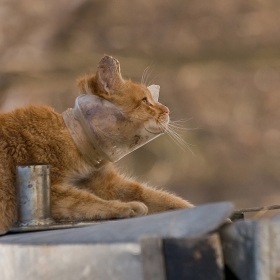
[[144, 118, 169, 134]]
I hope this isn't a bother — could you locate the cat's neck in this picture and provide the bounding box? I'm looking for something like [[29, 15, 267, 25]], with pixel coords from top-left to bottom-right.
[[62, 107, 108, 169]]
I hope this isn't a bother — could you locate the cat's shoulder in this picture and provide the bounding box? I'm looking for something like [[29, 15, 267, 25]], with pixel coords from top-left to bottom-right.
[[0, 105, 60, 120], [0, 105, 64, 134]]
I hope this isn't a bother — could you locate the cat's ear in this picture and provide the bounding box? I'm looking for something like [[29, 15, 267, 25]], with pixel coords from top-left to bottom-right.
[[147, 84, 160, 102], [96, 56, 124, 94]]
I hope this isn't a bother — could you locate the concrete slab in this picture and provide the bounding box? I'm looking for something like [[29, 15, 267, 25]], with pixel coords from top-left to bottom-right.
[[0, 202, 233, 245], [220, 219, 280, 280], [0, 202, 233, 280]]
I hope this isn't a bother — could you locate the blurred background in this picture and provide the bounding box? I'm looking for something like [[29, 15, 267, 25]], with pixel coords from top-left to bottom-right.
[[1, 0, 280, 211]]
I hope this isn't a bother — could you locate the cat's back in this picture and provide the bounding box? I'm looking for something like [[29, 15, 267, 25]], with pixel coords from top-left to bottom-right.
[[0, 105, 68, 164], [0, 105, 62, 135], [0, 104, 59, 123]]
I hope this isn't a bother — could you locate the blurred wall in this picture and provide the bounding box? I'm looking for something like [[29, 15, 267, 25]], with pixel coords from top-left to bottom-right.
[[1, 0, 280, 210]]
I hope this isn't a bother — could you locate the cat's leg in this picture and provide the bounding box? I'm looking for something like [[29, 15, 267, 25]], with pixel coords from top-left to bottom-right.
[[83, 170, 193, 214], [51, 183, 148, 221], [98, 180, 193, 214], [0, 162, 17, 233], [141, 184, 194, 213]]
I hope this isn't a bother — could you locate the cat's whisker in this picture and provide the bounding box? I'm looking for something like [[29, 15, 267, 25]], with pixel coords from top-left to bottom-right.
[[168, 123, 201, 131], [169, 127, 195, 147], [168, 123, 187, 129], [168, 128, 189, 147], [158, 121, 195, 155], [167, 117, 201, 132], [165, 127, 189, 152], [144, 65, 154, 87], [148, 75, 158, 87], [141, 66, 151, 86], [170, 131, 195, 155], [158, 122, 182, 146], [142, 65, 153, 86], [169, 117, 194, 123]]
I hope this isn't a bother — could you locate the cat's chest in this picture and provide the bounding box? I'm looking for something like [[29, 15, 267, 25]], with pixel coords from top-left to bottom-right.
[[66, 168, 93, 187], [62, 158, 112, 189], [64, 160, 105, 188]]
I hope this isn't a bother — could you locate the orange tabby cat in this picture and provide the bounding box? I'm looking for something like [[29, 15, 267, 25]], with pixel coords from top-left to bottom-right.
[[0, 56, 193, 232]]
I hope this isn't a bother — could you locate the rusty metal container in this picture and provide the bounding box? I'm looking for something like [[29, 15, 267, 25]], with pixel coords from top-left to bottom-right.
[[15, 165, 53, 227]]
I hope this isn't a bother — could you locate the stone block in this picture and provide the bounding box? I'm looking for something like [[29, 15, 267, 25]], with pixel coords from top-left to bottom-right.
[[0, 202, 233, 280], [220, 219, 280, 280]]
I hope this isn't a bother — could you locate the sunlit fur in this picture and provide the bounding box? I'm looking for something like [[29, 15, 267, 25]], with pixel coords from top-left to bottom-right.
[[0, 56, 193, 233]]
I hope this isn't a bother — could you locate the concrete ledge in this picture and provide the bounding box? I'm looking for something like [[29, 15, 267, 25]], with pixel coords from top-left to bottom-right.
[[0, 202, 233, 245], [220, 219, 280, 280], [0, 202, 233, 280], [0, 243, 142, 280]]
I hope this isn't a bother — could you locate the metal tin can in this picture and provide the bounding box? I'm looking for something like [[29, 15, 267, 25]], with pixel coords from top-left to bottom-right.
[[16, 165, 53, 227]]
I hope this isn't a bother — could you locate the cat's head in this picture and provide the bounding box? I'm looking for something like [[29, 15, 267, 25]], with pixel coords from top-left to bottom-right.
[[77, 55, 169, 134]]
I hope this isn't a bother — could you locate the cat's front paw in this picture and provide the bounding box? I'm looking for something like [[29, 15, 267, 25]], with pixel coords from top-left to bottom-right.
[[112, 201, 148, 219], [127, 201, 148, 217]]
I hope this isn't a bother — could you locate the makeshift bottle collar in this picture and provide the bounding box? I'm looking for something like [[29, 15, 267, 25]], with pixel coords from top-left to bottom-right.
[[62, 85, 163, 168]]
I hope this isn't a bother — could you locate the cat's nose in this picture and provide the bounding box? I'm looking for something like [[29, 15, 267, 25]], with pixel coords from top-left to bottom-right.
[[161, 104, 170, 114]]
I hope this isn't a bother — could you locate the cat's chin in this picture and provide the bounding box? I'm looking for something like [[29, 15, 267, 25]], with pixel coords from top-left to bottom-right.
[[144, 120, 166, 134], [144, 126, 163, 134]]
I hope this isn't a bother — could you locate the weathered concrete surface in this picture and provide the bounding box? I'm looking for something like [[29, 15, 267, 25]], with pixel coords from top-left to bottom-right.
[[0, 202, 233, 280], [141, 236, 167, 280], [141, 234, 224, 280], [163, 234, 223, 280], [0, 202, 233, 244], [220, 219, 280, 280], [0, 243, 142, 280]]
